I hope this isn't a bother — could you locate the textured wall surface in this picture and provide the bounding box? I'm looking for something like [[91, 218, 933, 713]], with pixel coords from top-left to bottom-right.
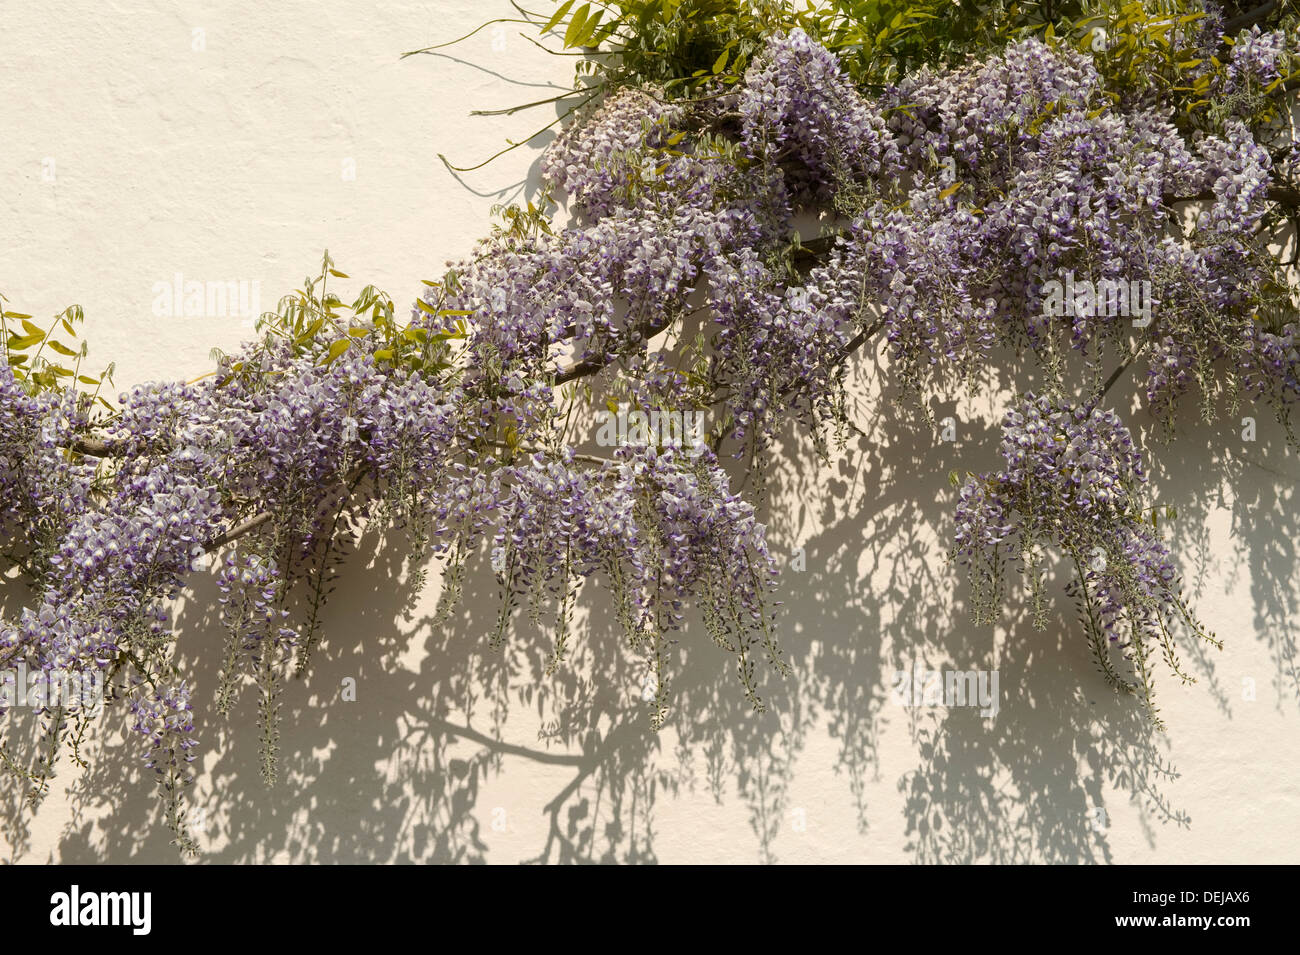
[[2, 1, 1298, 864]]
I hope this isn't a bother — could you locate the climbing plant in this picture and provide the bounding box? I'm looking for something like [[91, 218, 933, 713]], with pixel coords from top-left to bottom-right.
[[1, 0, 1297, 851]]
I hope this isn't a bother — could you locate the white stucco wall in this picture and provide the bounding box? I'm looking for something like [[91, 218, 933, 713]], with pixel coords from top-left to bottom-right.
[[2, 1, 1298, 863]]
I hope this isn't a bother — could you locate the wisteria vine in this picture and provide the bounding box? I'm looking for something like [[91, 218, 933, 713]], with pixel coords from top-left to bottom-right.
[[2, 0, 1298, 850]]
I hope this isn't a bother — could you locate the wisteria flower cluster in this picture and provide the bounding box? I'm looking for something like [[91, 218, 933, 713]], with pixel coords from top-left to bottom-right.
[[953, 394, 1218, 723]]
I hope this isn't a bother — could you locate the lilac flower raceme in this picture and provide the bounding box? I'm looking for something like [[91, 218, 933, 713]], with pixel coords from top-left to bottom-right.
[[542, 89, 688, 220], [129, 680, 200, 849], [1225, 26, 1289, 100], [739, 28, 900, 208], [953, 394, 1218, 724]]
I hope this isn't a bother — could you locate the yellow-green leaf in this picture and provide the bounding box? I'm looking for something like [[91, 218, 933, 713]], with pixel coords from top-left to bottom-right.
[[541, 0, 575, 35], [296, 317, 325, 344], [5, 333, 42, 350], [577, 10, 603, 46], [939, 182, 962, 199], [564, 3, 590, 48], [320, 338, 351, 364], [47, 340, 78, 357]]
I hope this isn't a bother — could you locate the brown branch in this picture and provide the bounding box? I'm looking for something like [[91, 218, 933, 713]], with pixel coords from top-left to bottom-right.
[[1171, 186, 1300, 207], [69, 437, 114, 456], [778, 317, 887, 404], [554, 313, 676, 384], [202, 465, 370, 554], [1092, 340, 1151, 409], [1224, 1, 1279, 33], [203, 511, 273, 553]]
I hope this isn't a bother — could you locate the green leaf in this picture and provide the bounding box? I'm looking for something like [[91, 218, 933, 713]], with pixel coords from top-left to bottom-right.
[[712, 48, 729, 74], [77, 375, 100, 385], [328, 269, 349, 278], [296, 317, 325, 344], [320, 338, 352, 364], [374, 348, 395, 361], [938, 182, 962, 199], [577, 10, 603, 46], [541, 0, 575, 35], [564, 3, 591, 48], [20, 319, 45, 339], [47, 340, 78, 357], [5, 333, 43, 350]]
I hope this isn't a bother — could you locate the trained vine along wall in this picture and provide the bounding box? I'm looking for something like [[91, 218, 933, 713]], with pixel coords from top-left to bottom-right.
[[2, 1, 1298, 863]]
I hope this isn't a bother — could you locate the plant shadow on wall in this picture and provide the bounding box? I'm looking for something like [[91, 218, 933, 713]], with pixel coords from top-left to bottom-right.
[[768, 352, 1186, 865], [19, 339, 1282, 865], [1147, 409, 1300, 713], [891, 387, 1300, 865]]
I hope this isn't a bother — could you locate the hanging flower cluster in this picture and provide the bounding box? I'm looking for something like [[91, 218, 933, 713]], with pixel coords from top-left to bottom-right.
[[953, 394, 1218, 724]]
